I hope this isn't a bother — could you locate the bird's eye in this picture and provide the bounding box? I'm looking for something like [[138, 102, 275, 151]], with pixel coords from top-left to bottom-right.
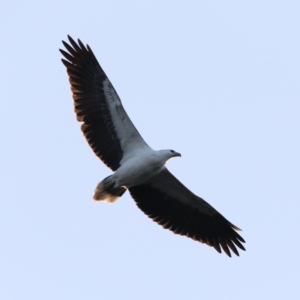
[[170, 150, 175, 153]]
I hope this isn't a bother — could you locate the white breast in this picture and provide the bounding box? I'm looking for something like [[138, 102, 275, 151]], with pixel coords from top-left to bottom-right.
[[112, 150, 166, 188]]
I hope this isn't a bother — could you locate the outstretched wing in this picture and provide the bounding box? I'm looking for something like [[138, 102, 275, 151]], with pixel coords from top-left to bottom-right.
[[60, 36, 149, 171], [129, 168, 246, 257]]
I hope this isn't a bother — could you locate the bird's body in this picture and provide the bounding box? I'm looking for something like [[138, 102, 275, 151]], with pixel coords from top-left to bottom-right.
[[60, 36, 246, 257], [113, 150, 179, 188], [95, 149, 179, 202]]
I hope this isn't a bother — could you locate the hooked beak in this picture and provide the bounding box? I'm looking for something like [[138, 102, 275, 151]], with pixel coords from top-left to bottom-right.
[[173, 152, 181, 157]]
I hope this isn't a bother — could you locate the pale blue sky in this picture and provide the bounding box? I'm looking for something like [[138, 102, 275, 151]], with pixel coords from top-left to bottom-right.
[[1, 1, 300, 299]]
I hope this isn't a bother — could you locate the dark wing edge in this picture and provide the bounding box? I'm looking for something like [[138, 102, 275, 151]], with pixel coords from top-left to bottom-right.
[[59, 35, 122, 171], [129, 169, 246, 257]]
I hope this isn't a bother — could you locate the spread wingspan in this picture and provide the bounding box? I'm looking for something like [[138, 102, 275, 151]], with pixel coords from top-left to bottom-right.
[[60, 36, 245, 257]]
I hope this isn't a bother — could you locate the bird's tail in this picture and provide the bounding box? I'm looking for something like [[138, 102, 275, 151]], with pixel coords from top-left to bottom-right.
[[93, 176, 126, 203]]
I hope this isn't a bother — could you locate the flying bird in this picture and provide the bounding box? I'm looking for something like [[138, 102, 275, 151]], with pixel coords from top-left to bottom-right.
[[60, 36, 246, 257]]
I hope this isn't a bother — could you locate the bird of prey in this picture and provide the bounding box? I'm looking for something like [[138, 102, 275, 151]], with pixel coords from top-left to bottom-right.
[[60, 36, 246, 257]]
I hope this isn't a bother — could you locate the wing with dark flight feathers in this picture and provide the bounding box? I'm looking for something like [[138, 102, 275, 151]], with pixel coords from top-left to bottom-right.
[[60, 36, 148, 171], [129, 168, 246, 257]]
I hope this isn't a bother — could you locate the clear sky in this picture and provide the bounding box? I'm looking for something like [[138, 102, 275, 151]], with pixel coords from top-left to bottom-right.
[[1, 1, 300, 299]]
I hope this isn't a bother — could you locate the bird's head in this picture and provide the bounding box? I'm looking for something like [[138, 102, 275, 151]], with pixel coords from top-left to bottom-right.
[[159, 149, 181, 162]]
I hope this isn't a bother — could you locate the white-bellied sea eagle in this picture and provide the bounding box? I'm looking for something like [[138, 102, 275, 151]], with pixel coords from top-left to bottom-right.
[[60, 36, 246, 257]]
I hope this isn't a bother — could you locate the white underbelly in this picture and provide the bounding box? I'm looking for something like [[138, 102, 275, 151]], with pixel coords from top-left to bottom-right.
[[112, 153, 164, 188]]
